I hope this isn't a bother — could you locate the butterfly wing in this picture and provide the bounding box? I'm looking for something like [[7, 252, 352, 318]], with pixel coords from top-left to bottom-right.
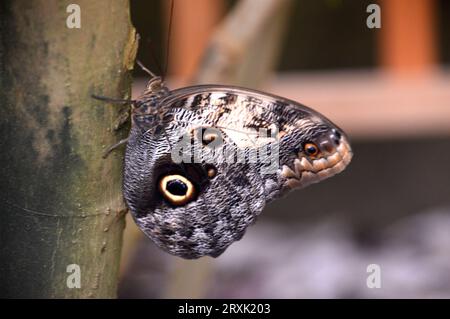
[[124, 85, 352, 259]]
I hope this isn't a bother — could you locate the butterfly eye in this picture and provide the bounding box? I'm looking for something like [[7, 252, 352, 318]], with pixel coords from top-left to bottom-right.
[[158, 174, 195, 206], [304, 142, 320, 157]]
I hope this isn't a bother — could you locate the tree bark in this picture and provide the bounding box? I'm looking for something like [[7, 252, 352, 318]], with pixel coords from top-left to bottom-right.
[[0, 0, 137, 298]]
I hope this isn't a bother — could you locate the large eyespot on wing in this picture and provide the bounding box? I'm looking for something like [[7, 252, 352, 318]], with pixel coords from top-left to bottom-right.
[[158, 174, 196, 206], [131, 159, 268, 259], [150, 159, 212, 207], [158, 162, 267, 259], [303, 142, 320, 158]]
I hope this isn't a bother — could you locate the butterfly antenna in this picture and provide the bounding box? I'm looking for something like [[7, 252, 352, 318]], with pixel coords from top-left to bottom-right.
[[137, 59, 157, 78], [163, 0, 175, 80], [147, 38, 164, 76]]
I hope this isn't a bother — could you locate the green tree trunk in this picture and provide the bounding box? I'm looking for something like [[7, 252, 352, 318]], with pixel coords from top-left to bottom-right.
[[0, 0, 137, 298]]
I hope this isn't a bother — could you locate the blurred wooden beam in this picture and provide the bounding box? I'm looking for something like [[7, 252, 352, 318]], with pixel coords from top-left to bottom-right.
[[129, 0, 226, 300], [268, 71, 450, 140], [379, 0, 438, 76], [195, 0, 293, 87], [164, 0, 225, 83], [160, 0, 226, 300], [134, 70, 450, 140], [161, 0, 293, 299]]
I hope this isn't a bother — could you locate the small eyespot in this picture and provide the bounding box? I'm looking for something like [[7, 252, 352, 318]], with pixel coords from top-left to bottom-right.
[[191, 127, 222, 146], [158, 174, 195, 206], [203, 132, 218, 144], [201, 128, 222, 146], [205, 165, 217, 179], [304, 142, 320, 157]]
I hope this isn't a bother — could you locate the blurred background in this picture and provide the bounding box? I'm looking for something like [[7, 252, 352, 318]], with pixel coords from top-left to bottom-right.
[[118, 0, 450, 298]]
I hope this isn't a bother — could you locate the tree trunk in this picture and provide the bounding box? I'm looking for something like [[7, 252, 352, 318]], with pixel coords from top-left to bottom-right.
[[0, 0, 137, 298]]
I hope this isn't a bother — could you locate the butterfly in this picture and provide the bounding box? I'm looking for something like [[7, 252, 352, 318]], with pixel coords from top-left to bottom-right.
[[94, 63, 352, 259]]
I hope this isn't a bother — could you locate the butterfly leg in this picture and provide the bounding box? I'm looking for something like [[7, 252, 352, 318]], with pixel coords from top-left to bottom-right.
[[91, 94, 135, 105], [102, 138, 129, 159], [92, 94, 133, 158], [113, 109, 130, 131], [91, 94, 135, 130]]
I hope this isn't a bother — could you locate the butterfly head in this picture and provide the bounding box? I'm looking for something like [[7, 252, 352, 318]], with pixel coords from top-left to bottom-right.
[[279, 116, 353, 191], [143, 76, 167, 95]]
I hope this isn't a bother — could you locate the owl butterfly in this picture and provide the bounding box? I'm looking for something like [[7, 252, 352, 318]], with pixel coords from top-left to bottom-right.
[[97, 67, 352, 259]]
